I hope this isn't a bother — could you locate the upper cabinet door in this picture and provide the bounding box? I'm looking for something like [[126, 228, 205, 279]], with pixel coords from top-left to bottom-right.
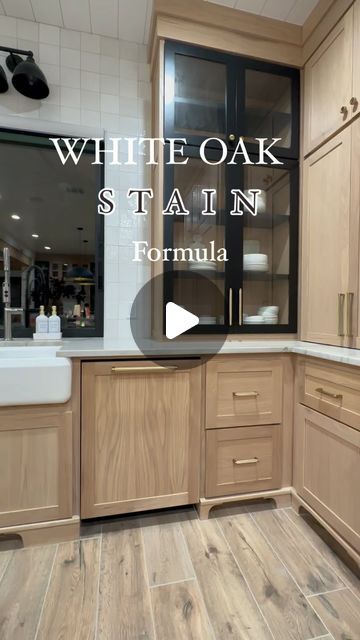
[[239, 61, 300, 160], [164, 42, 235, 148], [303, 8, 354, 156], [352, 0, 360, 120], [301, 129, 352, 346]]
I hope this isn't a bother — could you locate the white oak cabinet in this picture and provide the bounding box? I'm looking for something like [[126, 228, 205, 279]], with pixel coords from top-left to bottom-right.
[[301, 122, 360, 346], [303, 4, 358, 156], [81, 360, 201, 518], [0, 407, 73, 527], [294, 403, 360, 554]]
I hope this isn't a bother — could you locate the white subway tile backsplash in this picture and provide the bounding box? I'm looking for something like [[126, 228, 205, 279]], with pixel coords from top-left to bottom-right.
[[81, 51, 100, 73], [0, 15, 17, 36], [80, 70, 100, 92], [39, 23, 60, 45], [18, 39, 39, 58], [100, 93, 119, 114], [81, 89, 100, 111], [61, 86, 81, 108], [100, 36, 120, 58], [81, 109, 101, 127], [60, 47, 81, 69], [100, 74, 120, 96], [61, 66, 80, 88], [100, 54, 120, 76], [60, 106, 81, 124], [17, 18, 38, 41], [39, 42, 60, 65], [2, 15, 151, 340], [81, 32, 101, 54], [60, 29, 81, 50]]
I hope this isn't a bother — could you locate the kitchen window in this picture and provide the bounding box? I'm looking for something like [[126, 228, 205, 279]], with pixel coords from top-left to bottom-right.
[[0, 129, 104, 337]]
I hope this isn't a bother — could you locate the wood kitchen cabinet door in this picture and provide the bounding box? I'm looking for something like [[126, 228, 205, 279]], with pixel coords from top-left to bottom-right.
[[294, 404, 360, 553], [301, 129, 352, 346], [303, 7, 354, 155], [81, 360, 201, 518], [0, 408, 73, 527]]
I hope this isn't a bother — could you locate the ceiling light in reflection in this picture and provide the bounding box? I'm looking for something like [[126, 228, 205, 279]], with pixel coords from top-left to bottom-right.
[[11, 213, 21, 220]]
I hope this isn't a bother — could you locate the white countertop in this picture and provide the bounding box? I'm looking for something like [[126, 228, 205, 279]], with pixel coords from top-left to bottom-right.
[[3, 337, 360, 367], [45, 338, 360, 367]]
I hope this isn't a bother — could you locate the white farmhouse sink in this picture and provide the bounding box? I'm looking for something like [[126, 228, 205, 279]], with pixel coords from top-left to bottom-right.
[[0, 345, 72, 406]]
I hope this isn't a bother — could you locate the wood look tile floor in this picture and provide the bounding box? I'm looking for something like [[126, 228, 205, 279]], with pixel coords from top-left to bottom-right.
[[0, 504, 359, 640]]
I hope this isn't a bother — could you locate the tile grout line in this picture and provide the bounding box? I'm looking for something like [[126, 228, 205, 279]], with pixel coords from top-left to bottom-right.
[[248, 512, 333, 639], [93, 532, 103, 640], [215, 518, 276, 640], [250, 511, 342, 598], [305, 596, 336, 640], [178, 519, 217, 640], [33, 544, 58, 640], [139, 526, 157, 640], [282, 509, 360, 604], [149, 576, 196, 590], [0, 551, 13, 585], [306, 586, 349, 599]]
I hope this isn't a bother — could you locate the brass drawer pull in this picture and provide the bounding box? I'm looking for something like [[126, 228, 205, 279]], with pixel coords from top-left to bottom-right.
[[238, 287, 243, 326], [233, 457, 259, 465], [315, 387, 343, 400], [233, 391, 259, 398], [338, 293, 345, 336], [111, 366, 178, 373], [346, 292, 354, 337]]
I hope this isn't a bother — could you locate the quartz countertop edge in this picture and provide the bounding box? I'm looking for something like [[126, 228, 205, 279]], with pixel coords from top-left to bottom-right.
[[48, 338, 360, 367]]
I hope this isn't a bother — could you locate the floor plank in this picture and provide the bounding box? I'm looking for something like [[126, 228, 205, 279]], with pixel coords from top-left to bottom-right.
[[36, 538, 100, 640], [308, 588, 360, 640], [151, 579, 214, 639], [0, 545, 56, 640], [220, 514, 327, 640], [253, 509, 344, 595], [97, 522, 155, 640], [284, 509, 360, 597], [181, 515, 273, 639], [142, 517, 194, 586]]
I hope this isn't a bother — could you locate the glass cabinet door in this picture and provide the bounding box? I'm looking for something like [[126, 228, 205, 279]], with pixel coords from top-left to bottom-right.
[[164, 42, 235, 147], [240, 62, 299, 159], [164, 151, 230, 330], [240, 164, 298, 331]]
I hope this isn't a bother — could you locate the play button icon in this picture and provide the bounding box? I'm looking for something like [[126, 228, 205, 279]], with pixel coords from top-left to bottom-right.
[[166, 303, 199, 339]]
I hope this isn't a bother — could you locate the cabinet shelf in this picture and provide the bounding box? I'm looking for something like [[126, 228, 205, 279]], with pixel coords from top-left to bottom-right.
[[243, 272, 289, 281]]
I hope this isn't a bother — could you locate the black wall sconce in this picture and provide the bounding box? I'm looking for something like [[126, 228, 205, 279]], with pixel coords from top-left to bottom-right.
[[0, 45, 49, 100]]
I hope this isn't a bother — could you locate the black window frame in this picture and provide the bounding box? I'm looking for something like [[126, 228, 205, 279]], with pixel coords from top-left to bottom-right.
[[0, 127, 104, 338]]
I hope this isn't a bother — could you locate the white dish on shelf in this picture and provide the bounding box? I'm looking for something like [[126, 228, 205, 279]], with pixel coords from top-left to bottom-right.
[[199, 316, 217, 324], [189, 261, 217, 272], [263, 316, 278, 324], [244, 315, 265, 324], [244, 264, 269, 272]]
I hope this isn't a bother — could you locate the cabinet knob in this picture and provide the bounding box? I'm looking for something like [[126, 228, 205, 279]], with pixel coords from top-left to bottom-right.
[[350, 97, 359, 111], [340, 105, 348, 118], [228, 133, 236, 142]]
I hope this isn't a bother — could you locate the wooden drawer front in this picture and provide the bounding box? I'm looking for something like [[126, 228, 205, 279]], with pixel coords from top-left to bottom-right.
[[300, 361, 360, 430], [205, 426, 281, 498], [206, 357, 283, 428], [295, 405, 360, 553]]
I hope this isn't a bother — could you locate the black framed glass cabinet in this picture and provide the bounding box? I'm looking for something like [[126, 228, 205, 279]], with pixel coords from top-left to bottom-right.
[[160, 41, 299, 335]]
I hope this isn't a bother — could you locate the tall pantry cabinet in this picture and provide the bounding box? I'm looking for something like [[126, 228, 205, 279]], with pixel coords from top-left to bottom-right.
[[301, 0, 360, 347]]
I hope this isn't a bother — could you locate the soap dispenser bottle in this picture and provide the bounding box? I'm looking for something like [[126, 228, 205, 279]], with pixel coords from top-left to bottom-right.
[[36, 305, 49, 333], [49, 306, 61, 333]]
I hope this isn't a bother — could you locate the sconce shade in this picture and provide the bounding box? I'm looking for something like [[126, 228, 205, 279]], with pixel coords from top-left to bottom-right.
[[12, 55, 49, 100], [0, 65, 8, 93]]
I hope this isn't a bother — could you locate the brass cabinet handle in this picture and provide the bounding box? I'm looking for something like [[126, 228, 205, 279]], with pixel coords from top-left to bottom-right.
[[346, 292, 354, 337], [229, 288, 233, 326], [350, 96, 358, 111], [111, 365, 178, 373], [233, 457, 258, 465], [340, 105, 348, 117], [233, 391, 259, 398], [228, 133, 236, 142], [315, 387, 343, 400], [338, 293, 345, 336], [238, 287, 242, 326]]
